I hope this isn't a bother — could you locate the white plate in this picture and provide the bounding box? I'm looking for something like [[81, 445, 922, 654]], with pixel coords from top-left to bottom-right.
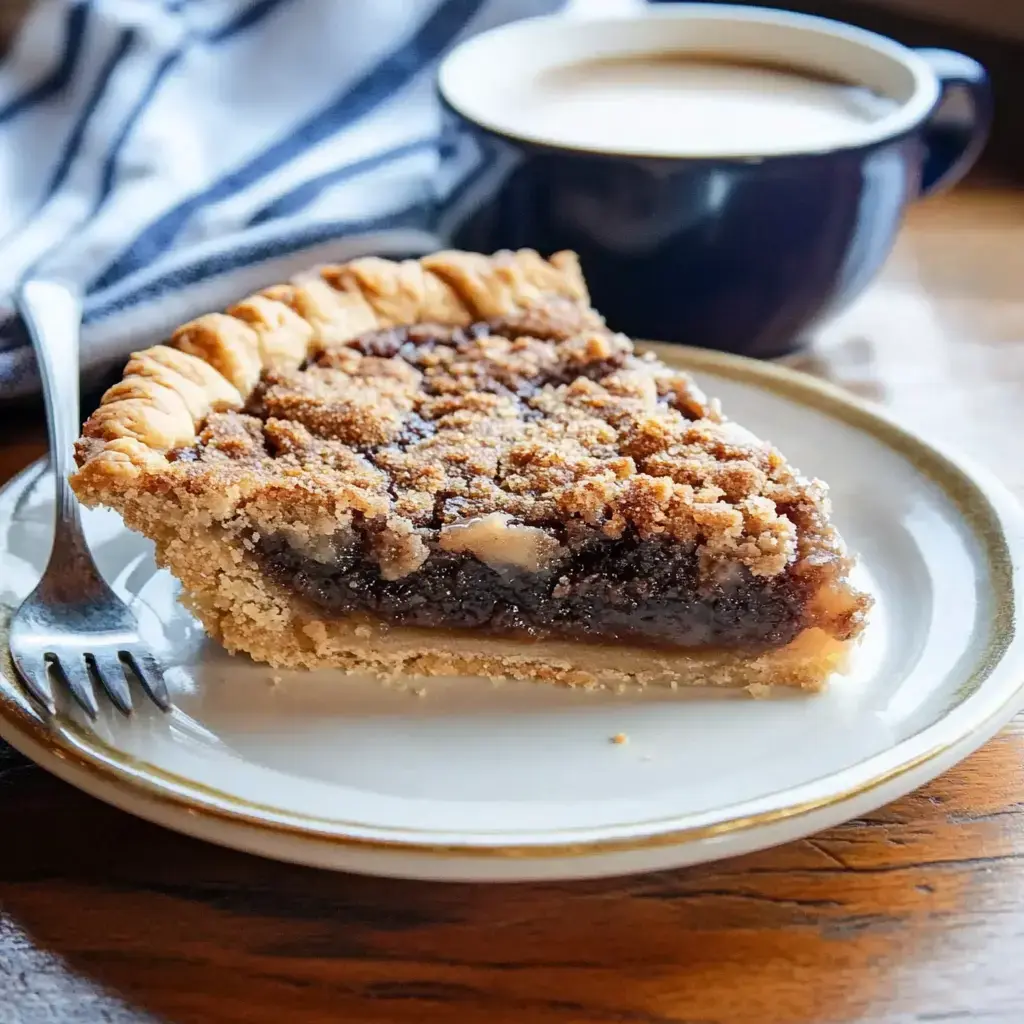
[[1, 346, 1022, 881]]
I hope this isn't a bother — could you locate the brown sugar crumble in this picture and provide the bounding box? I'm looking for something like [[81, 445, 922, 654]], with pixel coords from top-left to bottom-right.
[[159, 306, 843, 586]]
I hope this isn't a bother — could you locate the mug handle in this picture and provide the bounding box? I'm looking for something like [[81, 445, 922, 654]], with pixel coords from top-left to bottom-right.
[[914, 48, 992, 198]]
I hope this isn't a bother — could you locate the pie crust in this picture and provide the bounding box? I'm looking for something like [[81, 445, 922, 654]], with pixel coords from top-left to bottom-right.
[[71, 249, 869, 691]]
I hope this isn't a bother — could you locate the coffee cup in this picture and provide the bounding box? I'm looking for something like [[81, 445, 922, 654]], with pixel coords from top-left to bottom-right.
[[436, 4, 990, 357]]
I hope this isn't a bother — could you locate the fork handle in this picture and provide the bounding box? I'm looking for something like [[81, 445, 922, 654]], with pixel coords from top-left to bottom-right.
[[17, 279, 91, 561]]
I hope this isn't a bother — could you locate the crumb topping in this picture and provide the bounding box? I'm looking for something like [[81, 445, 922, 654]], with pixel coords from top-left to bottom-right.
[[156, 306, 838, 582]]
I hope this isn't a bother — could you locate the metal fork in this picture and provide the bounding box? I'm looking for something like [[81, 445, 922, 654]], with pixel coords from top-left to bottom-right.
[[8, 278, 171, 718]]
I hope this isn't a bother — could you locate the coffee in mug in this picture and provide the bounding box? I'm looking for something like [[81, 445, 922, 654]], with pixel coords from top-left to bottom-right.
[[502, 55, 900, 157], [439, 8, 990, 356]]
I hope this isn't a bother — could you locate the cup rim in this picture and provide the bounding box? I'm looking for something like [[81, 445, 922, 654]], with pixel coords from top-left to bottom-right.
[[437, 3, 942, 162]]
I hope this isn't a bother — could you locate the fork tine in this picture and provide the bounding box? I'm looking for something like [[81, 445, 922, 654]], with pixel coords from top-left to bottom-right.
[[89, 654, 133, 716], [55, 656, 99, 719], [124, 650, 171, 711], [11, 654, 56, 715]]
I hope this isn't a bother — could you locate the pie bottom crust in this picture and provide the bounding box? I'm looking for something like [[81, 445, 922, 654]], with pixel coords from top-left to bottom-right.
[[205, 605, 851, 693], [163, 519, 851, 693]]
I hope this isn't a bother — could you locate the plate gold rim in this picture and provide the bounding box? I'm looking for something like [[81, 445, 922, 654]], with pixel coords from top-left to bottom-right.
[[0, 344, 1021, 860]]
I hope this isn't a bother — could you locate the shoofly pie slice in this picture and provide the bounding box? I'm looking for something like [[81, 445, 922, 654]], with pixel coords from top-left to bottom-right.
[[72, 250, 869, 690]]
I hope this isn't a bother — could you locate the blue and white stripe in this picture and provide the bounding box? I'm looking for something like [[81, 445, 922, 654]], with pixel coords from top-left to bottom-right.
[[0, 0, 565, 398]]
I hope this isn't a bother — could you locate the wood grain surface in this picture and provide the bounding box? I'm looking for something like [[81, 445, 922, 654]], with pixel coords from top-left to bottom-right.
[[1, 184, 1023, 1023]]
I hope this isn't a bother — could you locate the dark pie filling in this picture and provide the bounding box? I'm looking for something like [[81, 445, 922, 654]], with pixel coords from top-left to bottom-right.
[[257, 531, 817, 651]]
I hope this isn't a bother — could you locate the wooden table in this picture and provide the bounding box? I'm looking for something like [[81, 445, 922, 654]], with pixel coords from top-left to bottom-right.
[[1, 182, 1022, 1023]]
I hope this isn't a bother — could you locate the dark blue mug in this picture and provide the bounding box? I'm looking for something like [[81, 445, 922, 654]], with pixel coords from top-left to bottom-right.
[[436, 5, 990, 357]]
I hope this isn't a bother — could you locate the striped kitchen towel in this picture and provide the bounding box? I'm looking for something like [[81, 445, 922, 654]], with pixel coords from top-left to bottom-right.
[[0, 0, 564, 398]]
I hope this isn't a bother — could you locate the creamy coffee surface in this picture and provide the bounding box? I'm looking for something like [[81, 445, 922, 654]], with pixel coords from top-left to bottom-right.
[[501, 56, 898, 156]]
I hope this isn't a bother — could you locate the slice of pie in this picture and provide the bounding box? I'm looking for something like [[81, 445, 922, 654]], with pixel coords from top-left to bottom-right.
[[71, 249, 869, 691]]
